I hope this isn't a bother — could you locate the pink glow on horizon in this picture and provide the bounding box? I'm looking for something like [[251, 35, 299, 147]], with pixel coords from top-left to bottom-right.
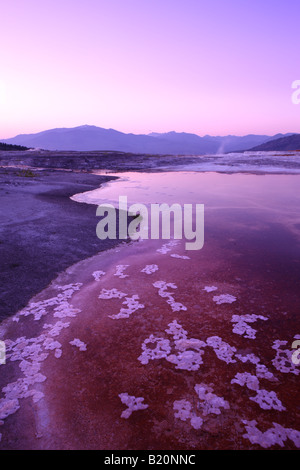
[[0, 0, 299, 138]]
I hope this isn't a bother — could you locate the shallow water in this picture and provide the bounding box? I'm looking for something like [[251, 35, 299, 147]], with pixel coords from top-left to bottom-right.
[[72, 171, 300, 240], [1, 169, 300, 449]]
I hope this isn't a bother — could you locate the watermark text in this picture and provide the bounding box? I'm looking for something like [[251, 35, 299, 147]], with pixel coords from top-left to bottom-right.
[[96, 196, 204, 251]]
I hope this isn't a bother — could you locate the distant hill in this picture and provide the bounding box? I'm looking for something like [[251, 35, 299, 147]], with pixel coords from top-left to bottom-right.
[[0, 125, 292, 155], [0, 142, 29, 151], [248, 133, 300, 152], [149, 131, 291, 153]]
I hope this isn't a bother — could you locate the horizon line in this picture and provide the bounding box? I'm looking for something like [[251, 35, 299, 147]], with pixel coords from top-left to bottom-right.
[[2, 124, 300, 141]]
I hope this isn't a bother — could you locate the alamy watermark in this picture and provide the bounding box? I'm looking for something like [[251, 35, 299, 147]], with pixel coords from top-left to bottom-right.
[[291, 340, 300, 365], [96, 196, 204, 250], [291, 80, 300, 104], [0, 340, 6, 365]]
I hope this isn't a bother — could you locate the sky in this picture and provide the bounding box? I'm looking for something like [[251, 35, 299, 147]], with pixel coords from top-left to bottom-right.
[[0, 0, 299, 138]]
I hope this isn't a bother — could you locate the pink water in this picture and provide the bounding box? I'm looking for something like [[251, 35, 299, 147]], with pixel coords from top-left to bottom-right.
[[1, 171, 300, 449]]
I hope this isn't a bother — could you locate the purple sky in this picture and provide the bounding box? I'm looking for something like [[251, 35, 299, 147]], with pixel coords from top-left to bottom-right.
[[1, 0, 299, 138]]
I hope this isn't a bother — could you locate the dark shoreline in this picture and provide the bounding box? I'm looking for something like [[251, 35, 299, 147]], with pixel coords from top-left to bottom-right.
[[0, 167, 123, 320], [0, 148, 199, 322]]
